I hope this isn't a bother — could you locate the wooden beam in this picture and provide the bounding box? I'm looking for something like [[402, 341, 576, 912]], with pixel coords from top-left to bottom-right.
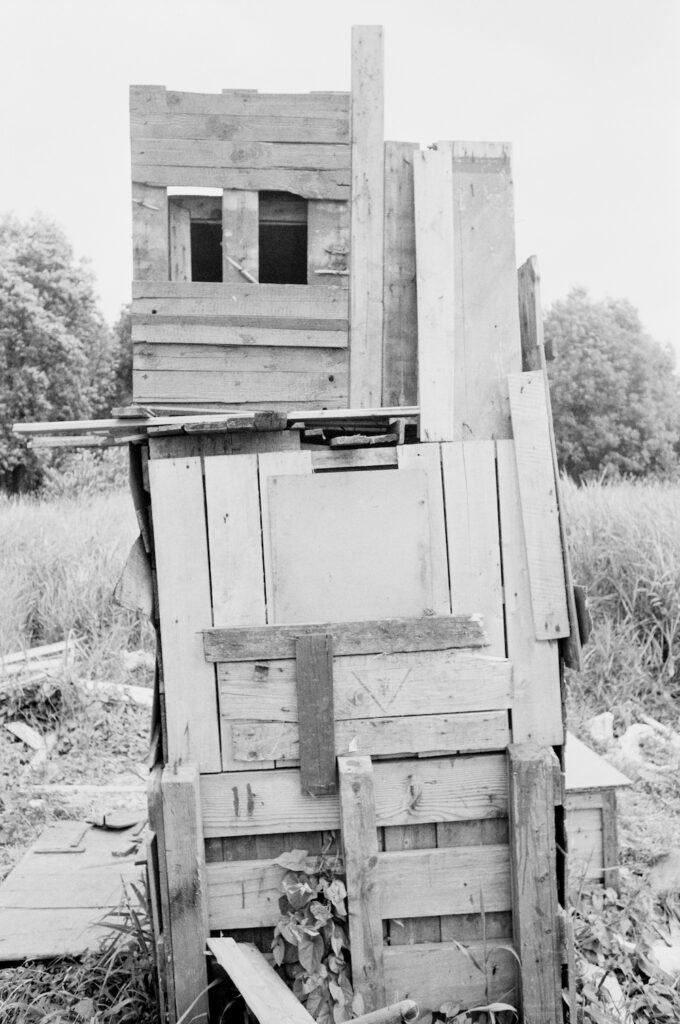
[[207, 938, 314, 1024], [203, 614, 487, 661], [507, 744, 562, 1024], [132, 183, 168, 281], [222, 190, 259, 283], [382, 141, 418, 406], [295, 634, 336, 795], [168, 200, 191, 282], [413, 148, 455, 440], [338, 755, 385, 1010], [350, 25, 385, 407], [162, 764, 209, 1024]]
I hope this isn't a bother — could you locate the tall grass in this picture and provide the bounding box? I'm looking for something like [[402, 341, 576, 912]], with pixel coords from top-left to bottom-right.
[[561, 477, 680, 722]]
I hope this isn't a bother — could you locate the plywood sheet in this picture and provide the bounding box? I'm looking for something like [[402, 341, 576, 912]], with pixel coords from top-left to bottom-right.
[[266, 469, 436, 623]]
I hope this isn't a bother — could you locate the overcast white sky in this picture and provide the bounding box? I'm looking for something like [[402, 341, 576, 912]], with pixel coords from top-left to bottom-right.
[[1, 0, 678, 353]]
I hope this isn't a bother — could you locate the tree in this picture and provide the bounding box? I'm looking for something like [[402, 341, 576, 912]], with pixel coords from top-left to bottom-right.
[[545, 288, 680, 480], [111, 304, 132, 409], [0, 214, 119, 490]]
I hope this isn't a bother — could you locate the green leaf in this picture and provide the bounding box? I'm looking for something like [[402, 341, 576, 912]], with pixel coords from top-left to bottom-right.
[[298, 931, 325, 974]]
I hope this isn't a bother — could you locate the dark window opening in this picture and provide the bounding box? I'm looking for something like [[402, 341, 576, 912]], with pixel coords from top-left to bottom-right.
[[259, 192, 307, 284], [191, 221, 223, 282]]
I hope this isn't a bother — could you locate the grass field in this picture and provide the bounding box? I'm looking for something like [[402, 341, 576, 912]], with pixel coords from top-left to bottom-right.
[[1, 469, 680, 1022]]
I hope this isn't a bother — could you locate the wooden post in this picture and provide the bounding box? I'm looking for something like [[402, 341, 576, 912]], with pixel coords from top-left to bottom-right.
[[350, 25, 385, 407], [295, 634, 336, 795], [162, 764, 209, 1024], [507, 743, 562, 1024], [601, 790, 620, 890], [382, 140, 418, 407], [338, 754, 385, 1011]]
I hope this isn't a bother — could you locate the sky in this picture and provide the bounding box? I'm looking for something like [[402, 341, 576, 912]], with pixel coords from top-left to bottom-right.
[[1, 0, 678, 353]]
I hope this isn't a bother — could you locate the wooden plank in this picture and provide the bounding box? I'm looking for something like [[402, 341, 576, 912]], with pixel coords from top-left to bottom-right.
[[132, 281, 349, 317], [265, 469, 435, 624], [161, 764, 209, 1024], [133, 165, 349, 200], [222, 190, 259, 283], [132, 112, 349, 144], [133, 139, 349, 171], [565, 733, 631, 793], [168, 200, 191, 281], [338, 755, 385, 1010], [383, 942, 518, 1017], [440, 141, 523, 441], [442, 441, 505, 656], [413, 148, 455, 441], [384, 823, 439, 944], [382, 141, 418, 407], [208, 938, 315, 1024], [206, 843, 510, 928], [349, 25, 385, 408], [508, 371, 569, 639], [229, 710, 510, 763], [134, 342, 347, 373], [218, 650, 512, 722], [204, 614, 487, 661], [496, 441, 563, 745], [518, 255, 544, 371], [200, 753, 509, 837], [133, 365, 348, 405], [601, 790, 620, 889], [134, 323, 348, 349], [307, 200, 349, 284], [507, 743, 563, 1024], [148, 456, 220, 770], [311, 447, 397, 470], [149, 429, 299, 460], [131, 86, 350, 117], [295, 634, 336, 796], [132, 183, 168, 281], [397, 444, 450, 615]]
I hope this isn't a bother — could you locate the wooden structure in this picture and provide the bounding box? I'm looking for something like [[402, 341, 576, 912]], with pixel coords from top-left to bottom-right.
[[12, 24, 586, 1024]]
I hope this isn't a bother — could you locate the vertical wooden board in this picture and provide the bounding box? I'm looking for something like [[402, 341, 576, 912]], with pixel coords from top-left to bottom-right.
[[338, 755, 385, 1010], [518, 256, 544, 372], [149, 456, 221, 770], [441, 441, 504, 656], [601, 790, 620, 890], [296, 634, 336, 796], [349, 25, 384, 408], [384, 824, 440, 945], [223, 190, 259, 283], [496, 440, 563, 745], [507, 744, 563, 1024], [162, 764, 209, 1024], [413, 148, 455, 441], [396, 443, 450, 615], [265, 469, 435, 624], [204, 454, 266, 628], [132, 182, 168, 281], [442, 142, 523, 440], [508, 372, 569, 639], [257, 450, 313, 623], [307, 200, 349, 284], [382, 141, 418, 406], [169, 200, 191, 282]]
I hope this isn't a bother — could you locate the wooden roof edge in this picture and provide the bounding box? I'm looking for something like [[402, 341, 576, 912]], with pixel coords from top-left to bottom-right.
[[564, 732, 633, 793]]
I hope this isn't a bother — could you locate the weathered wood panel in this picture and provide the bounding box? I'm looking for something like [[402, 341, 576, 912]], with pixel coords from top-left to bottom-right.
[[132, 183, 168, 281], [222, 190, 259, 283], [132, 112, 349, 144], [168, 200, 191, 281], [130, 86, 350, 117], [295, 634, 336, 796], [382, 141, 418, 407], [397, 444, 450, 615], [133, 364, 348, 405], [307, 200, 349, 284], [134, 343, 346, 374], [133, 166, 349, 200], [133, 139, 349, 171], [132, 323, 347, 348], [132, 281, 349, 318], [207, 938, 315, 1024]]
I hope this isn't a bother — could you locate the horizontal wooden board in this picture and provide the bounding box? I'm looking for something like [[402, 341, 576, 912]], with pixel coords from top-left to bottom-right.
[[204, 614, 487, 661], [200, 754, 509, 837], [130, 87, 349, 117], [383, 942, 518, 1015], [207, 844, 510, 929], [131, 281, 349, 317], [132, 140, 349, 171], [132, 112, 349, 144], [310, 448, 398, 470], [229, 710, 510, 763], [132, 368, 347, 405], [132, 166, 350, 200], [131, 323, 348, 348], [218, 650, 512, 721], [134, 343, 347, 373]]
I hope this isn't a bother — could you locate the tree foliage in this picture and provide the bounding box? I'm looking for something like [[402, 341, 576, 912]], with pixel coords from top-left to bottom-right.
[[546, 288, 680, 480], [0, 214, 120, 490]]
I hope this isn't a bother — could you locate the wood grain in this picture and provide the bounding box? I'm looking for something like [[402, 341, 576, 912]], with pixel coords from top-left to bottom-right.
[[382, 141, 418, 407], [295, 634, 336, 796]]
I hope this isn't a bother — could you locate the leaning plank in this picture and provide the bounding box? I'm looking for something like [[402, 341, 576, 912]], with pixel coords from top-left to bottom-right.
[[132, 183, 168, 281], [199, 753, 508, 837], [507, 744, 563, 1024], [204, 610, 485, 659], [162, 765, 209, 1024], [508, 372, 569, 639], [496, 441, 563, 745], [148, 457, 221, 770], [204, 614, 487, 661], [208, 938, 314, 1024], [206, 844, 510, 929], [382, 141, 418, 407], [349, 25, 385, 407], [338, 755, 385, 1010], [295, 634, 336, 796], [218, 651, 513, 721], [413, 148, 455, 441], [229, 710, 510, 763], [383, 943, 518, 1017]]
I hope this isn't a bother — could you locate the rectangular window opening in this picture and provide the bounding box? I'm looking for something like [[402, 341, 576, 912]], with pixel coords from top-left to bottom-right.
[[259, 192, 308, 285], [169, 195, 223, 282]]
